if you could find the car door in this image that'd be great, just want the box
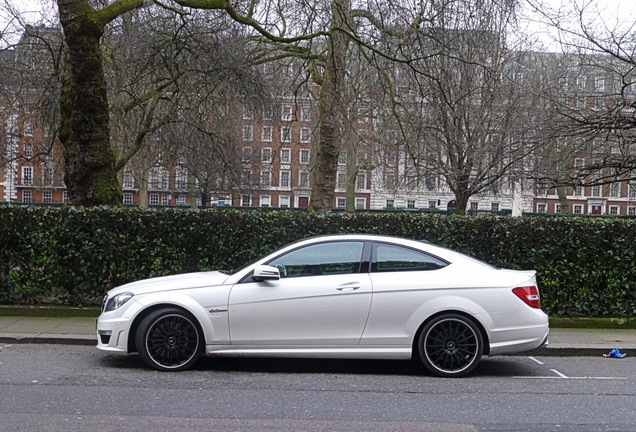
[228,240,372,346]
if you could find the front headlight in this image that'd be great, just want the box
[103,292,134,312]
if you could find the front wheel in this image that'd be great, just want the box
[417,314,483,378]
[135,308,202,372]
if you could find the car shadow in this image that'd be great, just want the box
[100,353,537,377]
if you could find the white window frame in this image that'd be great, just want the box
[43,190,52,203]
[300,105,311,122]
[241,195,251,207]
[280,170,291,188]
[22,166,33,185]
[281,127,292,142]
[279,195,290,208]
[300,127,311,143]
[280,148,291,164]
[281,105,293,121]
[336,197,346,209]
[261,148,272,163]
[260,195,271,207]
[123,192,133,205]
[260,170,271,187]
[22,190,32,203]
[300,149,310,164]
[355,198,366,210]
[242,125,253,141]
[262,126,273,142]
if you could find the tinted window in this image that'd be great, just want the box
[372,243,447,273]
[268,241,364,278]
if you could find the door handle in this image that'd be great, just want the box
[337,282,360,291]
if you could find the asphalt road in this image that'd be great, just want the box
[0,343,634,432]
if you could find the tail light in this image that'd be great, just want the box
[512,286,541,309]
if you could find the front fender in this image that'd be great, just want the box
[133,291,230,345]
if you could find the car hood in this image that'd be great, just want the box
[107,271,231,297]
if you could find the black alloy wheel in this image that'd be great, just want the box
[136,308,202,372]
[418,314,483,377]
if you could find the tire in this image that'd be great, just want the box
[417,314,483,378]
[135,308,202,372]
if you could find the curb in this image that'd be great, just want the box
[0,335,96,346]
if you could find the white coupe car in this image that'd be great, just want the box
[97,234,549,377]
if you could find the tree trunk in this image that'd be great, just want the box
[310,0,350,212]
[57,0,122,206]
[556,185,569,214]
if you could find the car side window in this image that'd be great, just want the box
[267,241,364,278]
[372,243,448,273]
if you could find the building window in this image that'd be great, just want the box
[491,202,499,212]
[279,196,290,208]
[260,171,271,187]
[573,204,583,214]
[24,144,33,158]
[43,190,52,203]
[263,105,273,120]
[260,195,271,207]
[282,105,293,121]
[592,184,601,197]
[148,168,169,190]
[24,121,33,137]
[281,127,292,142]
[575,185,583,196]
[300,149,310,164]
[22,190,32,203]
[262,126,273,142]
[338,152,347,165]
[281,148,291,164]
[336,197,346,209]
[22,166,33,185]
[280,170,291,188]
[149,193,159,206]
[162,194,171,206]
[628,206,636,216]
[385,199,395,209]
[63,191,69,203]
[241,170,251,187]
[629,182,636,198]
[300,105,311,122]
[555,204,562,213]
[261,148,272,163]
[537,203,547,213]
[609,206,619,215]
[406,175,417,190]
[123,192,133,205]
[242,147,253,164]
[175,168,188,190]
[337,172,346,189]
[299,171,309,188]
[175,195,186,206]
[241,195,251,207]
[407,200,417,209]
[123,169,134,188]
[355,198,366,210]
[242,125,253,141]
[385,174,396,190]
[610,183,620,197]
[470,202,479,211]
[428,200,437,209]
[243,105,253,120]
[355,173,366,191]
[300,127,311,143]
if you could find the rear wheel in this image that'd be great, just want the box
[135,308,202,372]
[417,314,483,377]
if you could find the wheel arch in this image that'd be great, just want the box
[127,303,206,354]
[411,310,491,358]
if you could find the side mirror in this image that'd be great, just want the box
[253,265,281,281]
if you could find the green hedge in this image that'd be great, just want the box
[1,205,635,316]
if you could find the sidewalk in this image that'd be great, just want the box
[1,315,636,356]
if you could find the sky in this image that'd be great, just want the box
[3,0,636,52]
